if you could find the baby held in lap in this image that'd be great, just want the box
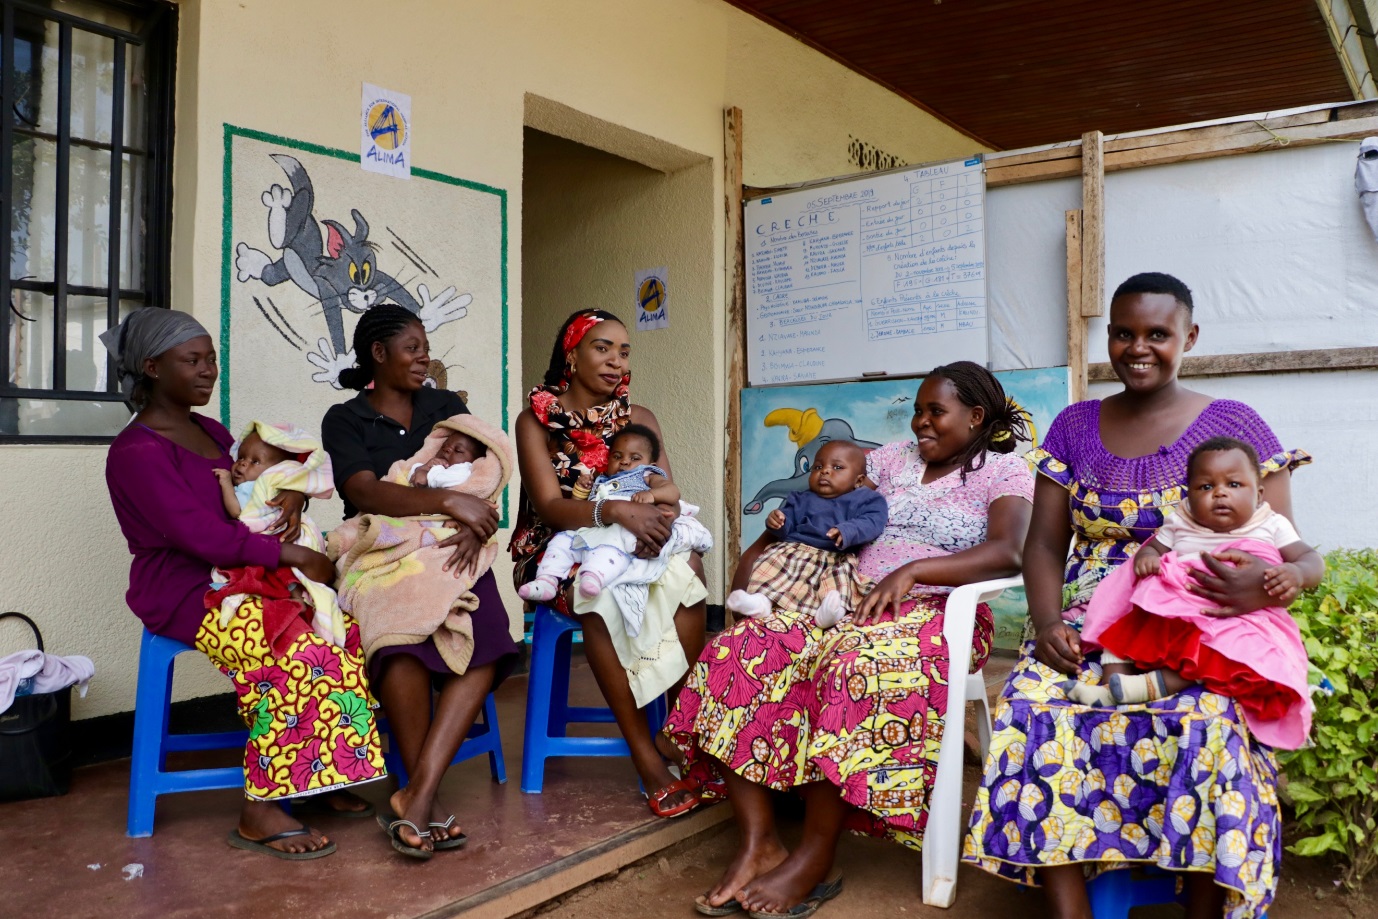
[408,428,487,488]
[518,424,693,602]
[728,439,887,628]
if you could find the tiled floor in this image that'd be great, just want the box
[0,653,708,919]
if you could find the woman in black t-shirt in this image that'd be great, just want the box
[322,305,518,858]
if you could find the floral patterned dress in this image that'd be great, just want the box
[665,444,1033,848]
[963,399,1310,919]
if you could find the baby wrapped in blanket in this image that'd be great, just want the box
[328,413,513,674]
[210,421,346,651]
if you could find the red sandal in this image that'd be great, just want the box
[646,776,702,818]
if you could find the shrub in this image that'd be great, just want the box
[1278,548,1378,889]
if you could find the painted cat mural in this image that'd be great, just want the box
[233,153,470,387]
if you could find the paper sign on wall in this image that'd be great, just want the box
[634,267,669,331]
[361,83,411,178]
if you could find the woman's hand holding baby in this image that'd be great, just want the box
[441,492,500,541]
[266,490,305,543]
[438,526,482,577]
[607,500,674,558]
[854,564,920,624]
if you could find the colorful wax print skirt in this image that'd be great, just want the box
[963,640,1281,919]
[665,597,992,850]
[194,597,386,800]
[746,541,866,618]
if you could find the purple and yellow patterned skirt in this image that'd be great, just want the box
[194,597,386,800]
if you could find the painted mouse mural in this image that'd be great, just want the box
[743,407,882,514]
[233,153,470,388]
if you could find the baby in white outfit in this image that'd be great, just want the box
[408,429,486,488]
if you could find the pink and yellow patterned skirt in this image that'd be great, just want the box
[194,597,386,800]
[665,596,992,850]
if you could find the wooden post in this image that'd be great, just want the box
[1080,130,1105,318]
[1066,209,1086,402]
[723,107,746,604]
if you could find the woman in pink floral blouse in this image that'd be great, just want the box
[666,361,1033,918]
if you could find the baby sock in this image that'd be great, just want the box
[726,589,772,618]
[1109,670,1170,705]
[815,591,846,629]
[577,570,605,599]
[1064,680,1115,707]
[518,575,560,602]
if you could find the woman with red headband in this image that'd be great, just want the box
[512,309,708,817]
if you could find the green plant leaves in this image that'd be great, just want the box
[1278,548,1378,890]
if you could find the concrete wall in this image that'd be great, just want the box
[0,0,983,720]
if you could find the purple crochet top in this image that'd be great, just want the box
[1030,399,1310,615]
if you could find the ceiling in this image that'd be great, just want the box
[727,0,1356,150]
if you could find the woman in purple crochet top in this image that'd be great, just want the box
[965,274,1309,919]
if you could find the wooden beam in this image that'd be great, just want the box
[1079,130,1104,319]
[1087,346,1378,381]
[986,102,1378,187]
[1066,209,1086,402]
[723,106,746,603]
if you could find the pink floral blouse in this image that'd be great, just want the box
[859,441,1034,597]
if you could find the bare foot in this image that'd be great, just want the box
[429,797,465,843]
[738,847,833,915]
[388,787,434,852]
[654,732,685,768]
[698,837,788,910]
[238,800,330,854]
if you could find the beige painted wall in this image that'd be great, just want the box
[0,0,983,720]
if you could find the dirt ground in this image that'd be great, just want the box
[525,787,1376,919]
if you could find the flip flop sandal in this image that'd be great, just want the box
[745,877,844,919]
[294,794,376,820]
[376,811,434,860]
[226,827,336,860]
[429,815,469,851]
[646,776,702,819]
[694,894,743,916]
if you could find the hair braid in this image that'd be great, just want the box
[928,360,1030,481]
[337,305,421,391]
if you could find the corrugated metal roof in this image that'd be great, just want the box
[728,0,1354,150]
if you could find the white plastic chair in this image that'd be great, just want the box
[922,574,1023,907]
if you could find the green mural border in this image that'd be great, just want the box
[220,123,510,526]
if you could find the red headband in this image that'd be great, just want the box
[562,313,606,357]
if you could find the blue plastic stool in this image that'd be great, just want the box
[520,604,668,794]
[127,629,249,837]
[1085,867,1265,919]
[380,692,507,785]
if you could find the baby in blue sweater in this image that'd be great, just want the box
[729,439,888,628]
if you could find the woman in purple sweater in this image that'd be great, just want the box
[103,309,384,860]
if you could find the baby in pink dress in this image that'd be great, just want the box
[1072,436,1324,749]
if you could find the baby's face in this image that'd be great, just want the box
[608,435,654,474]
[232,433,291,485]
[435,431,482,467]
[1185,448,1262,531]
[808,441,866,498]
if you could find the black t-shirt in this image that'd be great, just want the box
[321,386,468,521]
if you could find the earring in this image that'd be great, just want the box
[969,423,974,431]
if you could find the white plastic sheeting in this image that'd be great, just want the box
[988,141,1378,549]
[988,142,1378,370]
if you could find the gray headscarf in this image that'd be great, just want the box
[98,308,210,400]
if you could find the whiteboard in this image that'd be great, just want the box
[745,156,988,385]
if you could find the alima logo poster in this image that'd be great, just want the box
[634,266,669,331]
[361,82,411,179]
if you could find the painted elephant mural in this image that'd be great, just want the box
[742,407,882,514]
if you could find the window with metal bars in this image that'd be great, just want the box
[2,0,175,442]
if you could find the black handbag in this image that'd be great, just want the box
[0,612,74,801]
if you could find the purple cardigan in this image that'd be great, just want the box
[105,414,282,644]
